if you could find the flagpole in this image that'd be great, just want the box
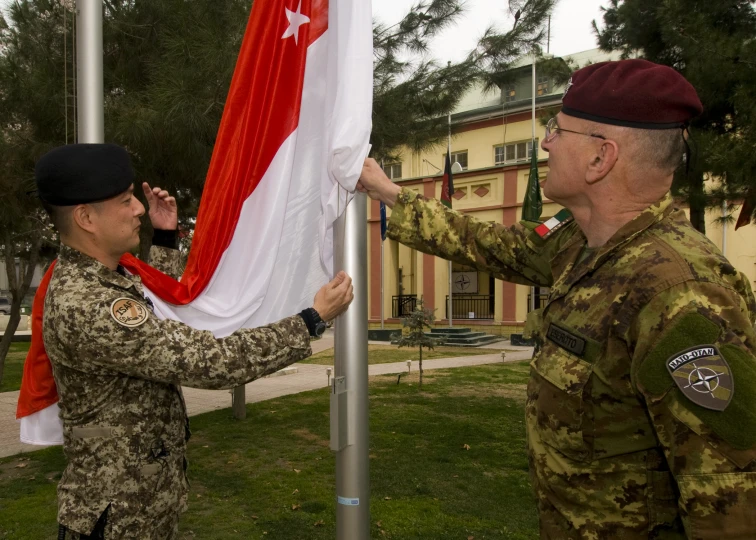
[380,233,385,330]
[380,162,385,331]
[447,112,453,328]
[530,51,537,313]
[76,0,104,143]
[332,192,370,540]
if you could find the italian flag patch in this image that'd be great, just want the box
[534,209,573,239]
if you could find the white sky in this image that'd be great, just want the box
[374,0,609,62]
[1,0,608,59]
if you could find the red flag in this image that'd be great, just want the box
[735,196,754,230]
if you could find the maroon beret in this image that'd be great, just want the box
[561,59,703,129]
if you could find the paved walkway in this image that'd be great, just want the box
[0,331,533,459]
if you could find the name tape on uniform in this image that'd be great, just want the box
[546,323,586,356]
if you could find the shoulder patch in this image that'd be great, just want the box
[666,345,733,411]
[534,209,574,239]
[110,297,149,328]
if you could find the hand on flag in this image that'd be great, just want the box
[142,182,178,231]
[312,271,354,321]
[357,158,401,208]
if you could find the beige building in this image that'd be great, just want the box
[367,48,756,335]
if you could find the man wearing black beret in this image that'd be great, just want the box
[358,59,756,538]
[36,143,354,539]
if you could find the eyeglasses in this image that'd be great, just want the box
[545,117,606,142]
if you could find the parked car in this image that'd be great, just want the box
[0,297,10,315]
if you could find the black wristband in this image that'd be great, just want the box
[299,308,317,336]
[152,228,178,250]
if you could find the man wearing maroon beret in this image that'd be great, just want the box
[358,59,756,539]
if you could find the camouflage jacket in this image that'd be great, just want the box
[44,244,311,539]
[388,188,756,539]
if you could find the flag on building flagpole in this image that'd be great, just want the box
[440,152,455,209]
[522,141,542,222]
[735,193,754,230]
[17,0,373,444]
[380,201,387,241]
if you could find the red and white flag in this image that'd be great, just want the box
[17,0,373,444]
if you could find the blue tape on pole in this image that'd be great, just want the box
[337,496,360,506]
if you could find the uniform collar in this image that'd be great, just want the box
[58,244,141,291]
[548,192,675,302]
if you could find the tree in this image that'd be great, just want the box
[391,301,446,388]
[593,0,756,232]
[371,0,558,161]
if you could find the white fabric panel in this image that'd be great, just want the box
[19,402,63,445]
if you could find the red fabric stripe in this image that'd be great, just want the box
[534,223,550,237]
[122,0,329,305]
[16,261,58,418]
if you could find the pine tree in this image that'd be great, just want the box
[594,0,756,232]
[391,300,446,388]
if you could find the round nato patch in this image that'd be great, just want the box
[666,345,734,411]
[110,297,149,328]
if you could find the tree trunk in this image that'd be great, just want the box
[0,232,42,388]
[418,345,423,388]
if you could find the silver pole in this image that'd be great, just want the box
[380,239,384,330]
[722,200,728,256]
[448,111,453,328]
[332,192,370,540]
[76,0,104,143]
[530,52,537,312]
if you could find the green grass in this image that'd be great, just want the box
[0,362,537,539]
[301,344,501,366]
[0,342,31,393]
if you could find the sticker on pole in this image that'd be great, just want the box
[337,496,360,506]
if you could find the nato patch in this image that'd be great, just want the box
[546,324,586,356]
[666,345,734,411]
[110,297,149,328]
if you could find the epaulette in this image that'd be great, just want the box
[534,209,574,239]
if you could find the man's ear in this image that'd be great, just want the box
[585,139,619,185]
[72,204,97,234]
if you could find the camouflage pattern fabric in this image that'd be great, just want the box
[388,188,756,539]
[45,244,312,539]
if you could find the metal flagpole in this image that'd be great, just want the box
[76,0,104,143]
[530,52,537,313]
[448,112,453,327]
[332,192,370,540]
[380,239,384,330]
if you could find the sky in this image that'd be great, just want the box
[374,0,609,62]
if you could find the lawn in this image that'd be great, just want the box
[0,342,30,393]
[0,362,537,540]
[301,344,502,366]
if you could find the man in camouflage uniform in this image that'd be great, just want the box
[358,60,756,538]
[35,144,354,539]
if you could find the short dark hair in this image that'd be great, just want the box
[41,202,73,235]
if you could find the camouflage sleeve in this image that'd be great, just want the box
[57,294,312,390]
[147,245,183,280]
[387,187,573,287]
[630,280,756,539]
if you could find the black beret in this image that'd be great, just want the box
[562,59,703,129]
[35,144,135,205]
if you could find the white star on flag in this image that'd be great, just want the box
[281,0,310,45]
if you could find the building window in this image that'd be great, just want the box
[445,151,468,171]
[382,162,402,180]
[536,75,550,96]
[504,85,516,103]
[494,139,536,165]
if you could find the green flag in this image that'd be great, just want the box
[522,140,542,222]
